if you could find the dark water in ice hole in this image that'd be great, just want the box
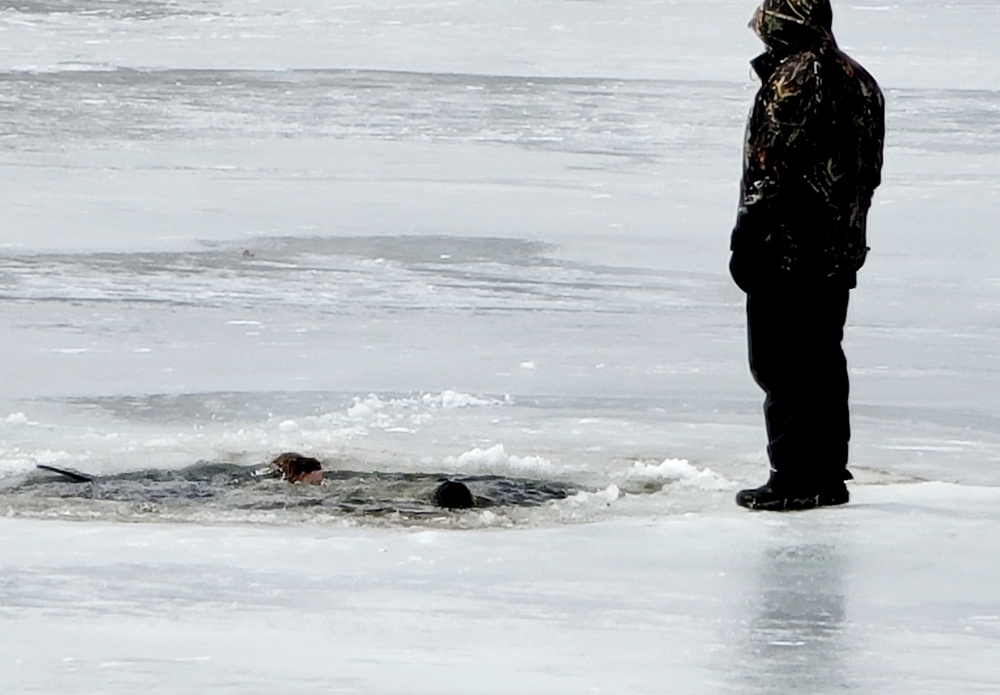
[0,462,581,523]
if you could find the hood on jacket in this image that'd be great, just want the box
[750,0,835,51]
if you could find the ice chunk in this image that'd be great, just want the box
[445,444,553,474]
[623,458,731,491]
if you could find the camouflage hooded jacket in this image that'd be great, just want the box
[730,0,884,291]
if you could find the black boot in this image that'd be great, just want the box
[735,474,849,512]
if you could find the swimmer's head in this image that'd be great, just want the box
[271,452,324,484]
[433,479,474,509]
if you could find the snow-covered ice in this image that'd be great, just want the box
[1,0,999,692]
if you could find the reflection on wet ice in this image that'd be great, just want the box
[740,542,850,693]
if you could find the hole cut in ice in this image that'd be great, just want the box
[1,461,581,526]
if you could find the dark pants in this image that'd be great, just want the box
[746,286,852,489]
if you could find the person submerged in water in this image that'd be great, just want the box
[268,452,325,485]
[270,452,476,508]
[36,453,326,485]
[267,453,489,509]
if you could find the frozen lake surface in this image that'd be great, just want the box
[1,0,999,692]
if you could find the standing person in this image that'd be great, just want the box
[730,0,884,510]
